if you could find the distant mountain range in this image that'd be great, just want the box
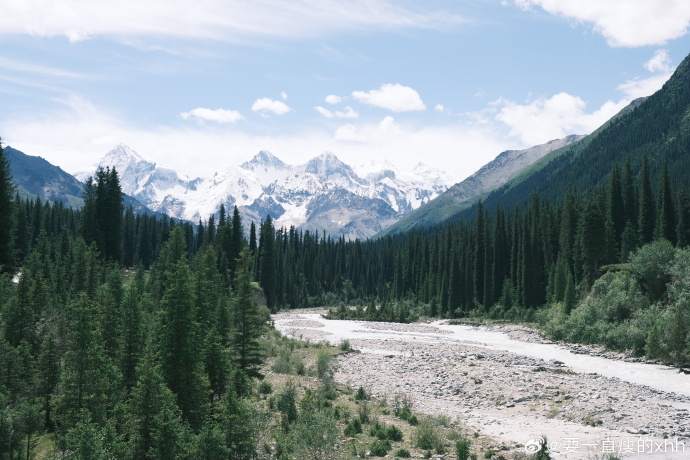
[72,146,453,239]
[14,78,667,240]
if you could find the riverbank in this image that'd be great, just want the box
[274,310,690,459]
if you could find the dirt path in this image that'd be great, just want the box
[273,310,690,459]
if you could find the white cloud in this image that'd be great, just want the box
[325,94,342,105]
[493,49,676,146]
[314,105,359,119]
[645,49,671,73]
[495,92,626,146]
[617,73,671,100]
[352,83,426,112]
[434,104,445,112]
[251,98,291,116]
[281,91,288,100]
[0,56,87,79]
[514,0,690,47]
[180,107,243,124]
[0,95,508,182]
[618,49,674,99]
[0,0,463,42]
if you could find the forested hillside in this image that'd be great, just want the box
[470,53,690,215]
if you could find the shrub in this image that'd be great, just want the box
[386,425,403,442]
[369,421,387,440]
[630,240,675,302]
[340,339,352,352]
[344,418,362,437]
[393,394,413,421]
[258,380,273,395]
[316,351,332,380]
[276,384,298,429]
[271,348,306,375]
[369,439,392,457]
[456,437,471,460]
[355,386,368,401]
[395,448,411,458]
[292,408,339,460]
[414,418,444,452]
[358,402,370,424]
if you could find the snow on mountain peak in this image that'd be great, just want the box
[304,152,355,178]
[79,144,450,239]
[241,150,286,170]
[101,144,149,170]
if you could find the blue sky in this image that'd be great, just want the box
[1,0,689,180]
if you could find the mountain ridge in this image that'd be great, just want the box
[79,147,453,239]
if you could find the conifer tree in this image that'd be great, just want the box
[607,166,625,250]
[120,285,143,390]
[638,157,655,244]
[54,294,119,430]
[159,258,208,428]
[249,222,257,254]
[232,249,266,379]
[0,139,14,273]
[258,216,276,311]
[128,346,190,459]
[655,162,676,244]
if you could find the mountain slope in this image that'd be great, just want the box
[384,135,584,235]
[466,54,690,218]
[6,146,86,208]
[6,146,153,214]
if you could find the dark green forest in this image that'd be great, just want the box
[0,141,274,458]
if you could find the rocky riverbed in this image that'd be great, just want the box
[273,310,690,459]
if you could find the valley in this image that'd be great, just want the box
[275,310,690,459]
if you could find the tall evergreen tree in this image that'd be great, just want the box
[258,216,276,311]
[655,162,676,243]
[0,139,14,272]
[232,250,266,379]
[54,294,119,431]
[638,157,655,244]
[159,257,208,428]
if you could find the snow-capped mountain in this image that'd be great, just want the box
[79,145,453,239]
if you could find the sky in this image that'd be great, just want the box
[1,0,689,181]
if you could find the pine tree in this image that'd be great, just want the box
[120,285,143,390]
[563,268,576,314]
[577,198,606,285]
[128,346,190,459]
[54,294,119,430]
[638,157,655,245]
[677,191,689,247]
[607,166,625,251]
[159,258,208,428]
[258,216,276,311]
[232,249,266,379]
[229,206,244,278]
[249,222,257,254]
[655,162,676,244]
[37,331,60,430]
[0,139,15,272]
